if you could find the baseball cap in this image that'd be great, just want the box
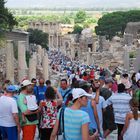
[6,85,16,93]
[72,88,92,101]
[105,77,114,84]
[20,80,33,88]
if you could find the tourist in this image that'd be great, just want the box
[111,74,118,93]
[39,86,62,140]
[45,80,51,87]
[80,80,102,138]
[103,83,132,140]
[34,78,47,103]
[0,85,21,140]
[121,98,140,140]
[50,88,98,140]
[58,79,72,105]
[17,80,39,140]
[100,78,117,138]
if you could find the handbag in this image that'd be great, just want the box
[56,107,65,140]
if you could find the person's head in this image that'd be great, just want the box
[6,85,16,96]
[39,78,45,87]
[122,73,128,79]
[72,88,92,107]
[118,83,125,93]
[129,98,139,120]
[92,79,100,92]
[20,80,34,94]
[46,80,51,87]
[78,81,91,93]
[31,78,37,86]
[99,76,105,87]
[60,79,68,90]
[131,73,136,82]
[105,78,114,88]
[45,86,56,100]
[112,74,117,81]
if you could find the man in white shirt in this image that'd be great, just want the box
[0,85,21,140]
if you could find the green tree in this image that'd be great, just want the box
[72,24,83,34]
[27,28,49,49]
[0,0,17,37]
[95,10,140,40]
[74,10,86,24]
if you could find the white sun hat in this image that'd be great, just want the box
[72,88,92,101]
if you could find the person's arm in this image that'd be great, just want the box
[12,113,21,133]
[91,100,100,133]
[94,88,100,104]
[56,89,63,106]
[82,123,99,140]
[50,119,59,140]
[121,113,131,136]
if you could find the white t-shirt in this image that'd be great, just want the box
[0,95,18,127]
[25,95,38,111]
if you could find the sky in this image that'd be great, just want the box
[6,0,140,8]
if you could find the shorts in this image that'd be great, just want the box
[0,126,18,140]
[103,107,117,131]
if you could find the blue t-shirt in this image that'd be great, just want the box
[34,85,47,103]
[81,100,97,130]
[57,108,90,140]
[58,87,72,104]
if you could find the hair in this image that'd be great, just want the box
[61,79,67,84]
[45,86,56,100]
[122,73,128,78]
[129,98,139,120]
[118,83,125,93]
[31,78,36,83]
[46,80,51,86]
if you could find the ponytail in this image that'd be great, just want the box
[132,107,138,120]
[129,98,139,120]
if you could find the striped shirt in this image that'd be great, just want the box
[57,108,90,140]
[103,93,131,124]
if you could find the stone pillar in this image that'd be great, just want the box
[6,40,15,83]
[134,48,140,72]
[37,45,43,66]
[18,41,28,82]
[86,52,91,65]
[42,54,49,80]
[123,48,130,71]
[29,53,37,80]
[49,35,51,48]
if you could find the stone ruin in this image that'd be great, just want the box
[0,41,49,84]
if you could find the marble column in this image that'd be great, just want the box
[124,48,130,71]
[6,40,15,83]
[29,53,37,80]
[134,48,140,72]
[42,53,49,80]
[18,41,28,82]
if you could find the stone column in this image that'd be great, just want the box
[42,53,49,80]
[134,48,140,72]
[18,41,28,82]
[123,48,130,71]
[86,52,91,65]
[6,40,15,83]
[37,45,42,66]
[29,53,37,80]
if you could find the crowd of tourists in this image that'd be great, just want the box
[0,67,140,140]
[1,50,140,140]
